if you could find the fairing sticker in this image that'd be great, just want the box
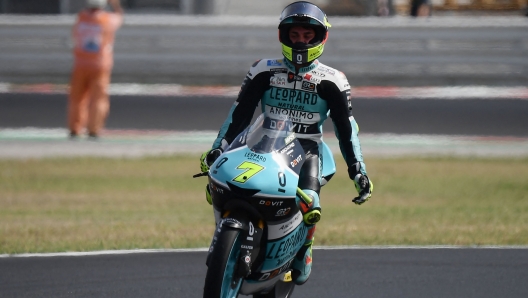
[267,211,303,240]
[262,222,309,270]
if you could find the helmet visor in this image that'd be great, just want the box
[279,1,331,28]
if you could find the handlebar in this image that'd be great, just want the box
[193,172,209,178]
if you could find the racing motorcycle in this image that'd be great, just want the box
[194,115,336,298]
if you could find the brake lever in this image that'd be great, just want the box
[193,172,209,178]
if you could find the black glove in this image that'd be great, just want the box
[348,162,373,205]
[200,148,223,172]
[352,174,373,205]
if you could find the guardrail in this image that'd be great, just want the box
[0,15,526,86]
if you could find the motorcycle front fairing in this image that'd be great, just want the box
[207,116,310,294]
[208,115,306,220]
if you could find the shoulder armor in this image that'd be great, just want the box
[315,63,350,92]
[247,58,287,80]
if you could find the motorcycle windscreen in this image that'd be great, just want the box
[246,116,297,154]
[227,116,297,154]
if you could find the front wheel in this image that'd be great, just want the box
[253,279,296,298]
[203,227,243,298]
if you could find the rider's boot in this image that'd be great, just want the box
[292,189,320,285]
[291,229,315,285]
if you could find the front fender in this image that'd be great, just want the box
[207,206,266,276]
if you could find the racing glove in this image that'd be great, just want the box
[348,162,373,205]
[200,148,223,173]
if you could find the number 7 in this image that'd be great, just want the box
[232,161,265,183]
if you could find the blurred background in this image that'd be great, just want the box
[2,4,528,297]
[0,0,526,16]
[0,0,527,154]
[0,0,527,87]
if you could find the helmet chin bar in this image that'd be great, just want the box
[282,43,324,65]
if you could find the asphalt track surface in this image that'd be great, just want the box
[1,248,527,298]
[1,93,528,297]
[2,93,528,137]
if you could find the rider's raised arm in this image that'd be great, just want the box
[318,72,367,178]
[212,60,271,149]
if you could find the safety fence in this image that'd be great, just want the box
[0,15,526,87]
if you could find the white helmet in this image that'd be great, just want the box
[86,0,108,9]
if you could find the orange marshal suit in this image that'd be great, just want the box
[68,9,122,136]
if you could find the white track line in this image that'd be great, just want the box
[1,83,528,99]
[2,245,528,258]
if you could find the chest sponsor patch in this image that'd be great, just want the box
[301,81,316,92]
[267,59,282,66]
[287,72,302,83]
[265,105,321,123]
[271,68,287,75]
[270,76,286,86]
[303,73,321,84]
[310,70,326,77]
[317,65,336,76]
[269,87,318,106]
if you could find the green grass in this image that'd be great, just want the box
[1,155,527,254]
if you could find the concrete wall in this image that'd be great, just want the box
[0,15,526,86]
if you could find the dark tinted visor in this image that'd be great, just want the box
[279,1,327,27]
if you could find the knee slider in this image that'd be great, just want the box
[298,189,321,225]
[303,209,321,225]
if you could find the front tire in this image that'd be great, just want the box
[203,227,243,298]
[253,280,296,298]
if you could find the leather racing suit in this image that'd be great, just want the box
[212,57,367,181]
[209,57,368,285]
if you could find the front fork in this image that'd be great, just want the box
[207,210,265,280]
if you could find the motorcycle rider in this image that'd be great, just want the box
[200,1,373,286]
